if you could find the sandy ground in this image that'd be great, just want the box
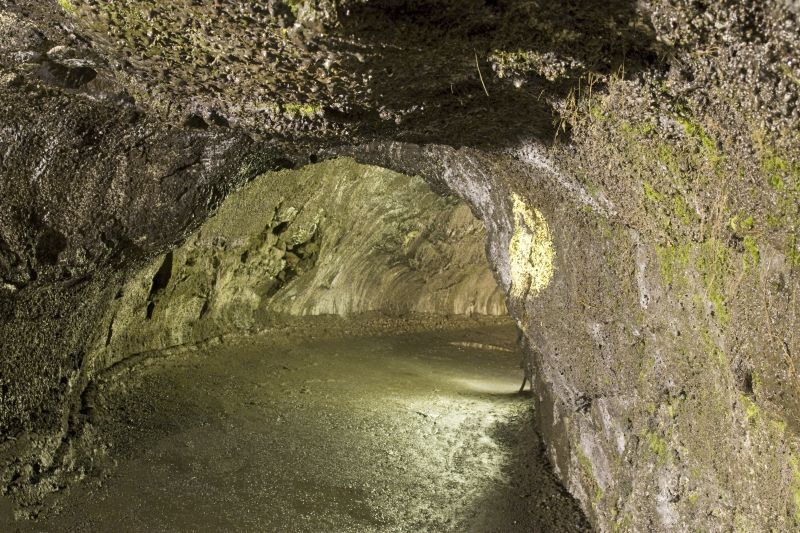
[4,316,589,532]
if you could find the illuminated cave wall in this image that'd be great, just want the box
[92,158,506,370]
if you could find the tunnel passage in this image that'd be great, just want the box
[0,157,591,531]
[93,157,509,372]
[3,0,800,529]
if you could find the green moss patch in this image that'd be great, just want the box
[57,0,77,14]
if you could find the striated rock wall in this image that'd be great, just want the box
[93,159,506,371]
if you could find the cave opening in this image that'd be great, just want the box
[3,159,588,531]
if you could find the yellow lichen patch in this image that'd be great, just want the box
[57,0,77,14]
[509,193,555,300]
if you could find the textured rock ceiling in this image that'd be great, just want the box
[41,0,658,147]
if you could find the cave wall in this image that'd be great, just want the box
[0,3,279,511]
[2,0,800,530]
[92,158,505,371]
[346,126,800,530]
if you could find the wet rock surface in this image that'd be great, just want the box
[1,0,800,530]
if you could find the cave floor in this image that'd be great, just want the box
[16,316,589,532]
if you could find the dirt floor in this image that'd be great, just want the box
[3,316,589,532]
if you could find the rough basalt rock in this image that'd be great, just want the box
[1,0,800,530]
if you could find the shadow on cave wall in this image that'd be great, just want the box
[332,0,663,148]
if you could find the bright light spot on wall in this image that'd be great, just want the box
[509,193,555,300]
